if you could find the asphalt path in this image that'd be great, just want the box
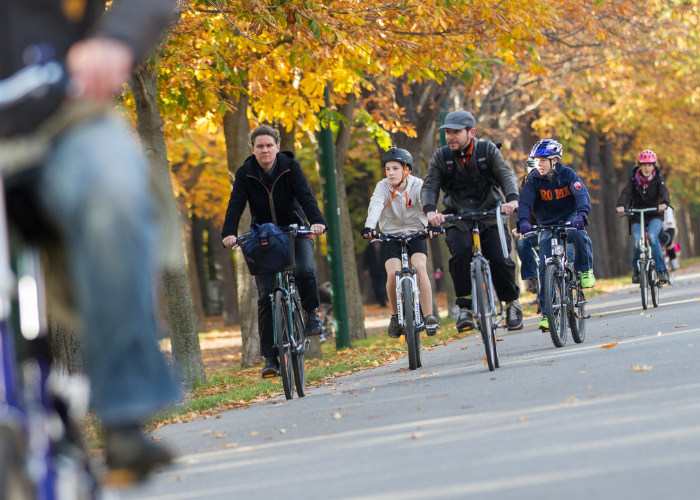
[120,271,700,500]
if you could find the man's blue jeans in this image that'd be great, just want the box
[516,235,539,281]
[538,220,594,316]
[632,219,666,272]
[37,116,179,426]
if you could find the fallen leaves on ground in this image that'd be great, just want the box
[631,364,653,371]
[601,342,618,349]
[249,430,260,436]
[333,412,342,420]
[675,324,690,328]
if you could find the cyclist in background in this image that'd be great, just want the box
[362,146,439,337]
[660,206,680,272]
[0,0,180,479]
[222,125,327,378]
[615,150,670,284]
[518,139,596,332]
[421,111,523,332]
[512,158,539,295]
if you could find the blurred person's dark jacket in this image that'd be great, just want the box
[0,0,178,136]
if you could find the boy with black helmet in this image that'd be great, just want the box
[362,146,440,338]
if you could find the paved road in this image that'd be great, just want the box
[121,272,700,500]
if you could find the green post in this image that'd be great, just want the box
[317,86,351,349]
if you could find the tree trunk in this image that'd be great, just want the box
[222,86,262,367]
[132,66,206,389]
[208,219,239,325]
[599,136,629,277]
[192,213,209,314]
[334,94,366,340]
[50,314,85,375]
[676,206,694,259]
[583,132,612,278]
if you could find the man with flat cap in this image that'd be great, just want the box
[421,110,523,331]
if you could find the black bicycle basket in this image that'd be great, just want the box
[240,224,296,275]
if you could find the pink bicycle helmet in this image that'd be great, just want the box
[638,149,657,164]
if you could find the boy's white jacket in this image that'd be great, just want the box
[364,175,428,235]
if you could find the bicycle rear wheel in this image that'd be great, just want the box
[402,278,420,370]
[639,264,648,310]
[291,298,306,398]
[544,264,567,347]
[569,283,586,344]
[650,267,659,308]
[274,290,293,400]
[474,263,496,371]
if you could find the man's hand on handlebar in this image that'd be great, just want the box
[500,200,518,216]
[310,224,326,235]
[223,235,237,248]
[67,38,134,101]
[616,206,625,214]
[427,225,442,238]
[658,204,667,213]
[426,211,446,227]
[361,227,376,239]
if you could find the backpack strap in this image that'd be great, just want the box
[441,145,455,189]
[476,140,501,186]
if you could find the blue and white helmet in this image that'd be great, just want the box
[529,139,563,160]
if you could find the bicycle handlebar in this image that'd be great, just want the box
[522,221,574,239]
[0,61,65,109]
[371,228,442,244]
[619,207,662,218]
[231,225,315,250]
[440,202,508,259]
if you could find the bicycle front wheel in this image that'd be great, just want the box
[639,264,648,310]
[274,290,293,400]
[544,265,567,347]
[474,262,496,371]
[402,278,420,370]
[291,298,306,397]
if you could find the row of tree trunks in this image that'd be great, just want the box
[132,66,206,389]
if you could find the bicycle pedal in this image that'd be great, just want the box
[583,315,591,319]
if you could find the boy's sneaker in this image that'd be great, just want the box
[506,300,523,330]
[387,315,401,338]
[456,308,474,332]
[538,316,549,331]
[658,270,669,284]
[261,357,279,378]
[580,270,596,288]
[632,269,640,284]
[305,308,323,335]
[424,315,440,336]
[670,258,680,271]
[527,279,539,294]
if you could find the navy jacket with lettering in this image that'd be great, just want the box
[517,163,591,225]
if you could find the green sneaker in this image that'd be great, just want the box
[580,269,596,288]
[538,316,549,331]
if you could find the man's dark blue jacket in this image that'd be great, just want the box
[517,163,591,225]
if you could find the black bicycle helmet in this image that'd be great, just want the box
[381,146,413,170]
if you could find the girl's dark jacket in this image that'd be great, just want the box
[616,166,670,225]
[221,151,327,238]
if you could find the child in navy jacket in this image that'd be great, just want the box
[517,139,596,331]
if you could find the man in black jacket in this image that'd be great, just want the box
[421,111,523,331]
[223,125,327,378]
[1,0,179,482]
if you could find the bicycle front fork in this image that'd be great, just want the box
[395,271,420,327]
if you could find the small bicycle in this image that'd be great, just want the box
[372,230,437,370]
[235,225,313,399]
[440,203,510,371]
[525,222,588,347]
[621,208,663,310]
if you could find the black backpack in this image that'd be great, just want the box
[440,140,502,190]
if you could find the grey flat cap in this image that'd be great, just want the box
[438,110,476,130]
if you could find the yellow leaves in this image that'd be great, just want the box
[601,342,618,349]
[631,364,653,372]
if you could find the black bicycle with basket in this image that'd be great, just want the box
[234,223,313,400]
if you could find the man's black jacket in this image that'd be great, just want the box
[616,166,671,225]
[221,151,327,238]
[0,0,177,136]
